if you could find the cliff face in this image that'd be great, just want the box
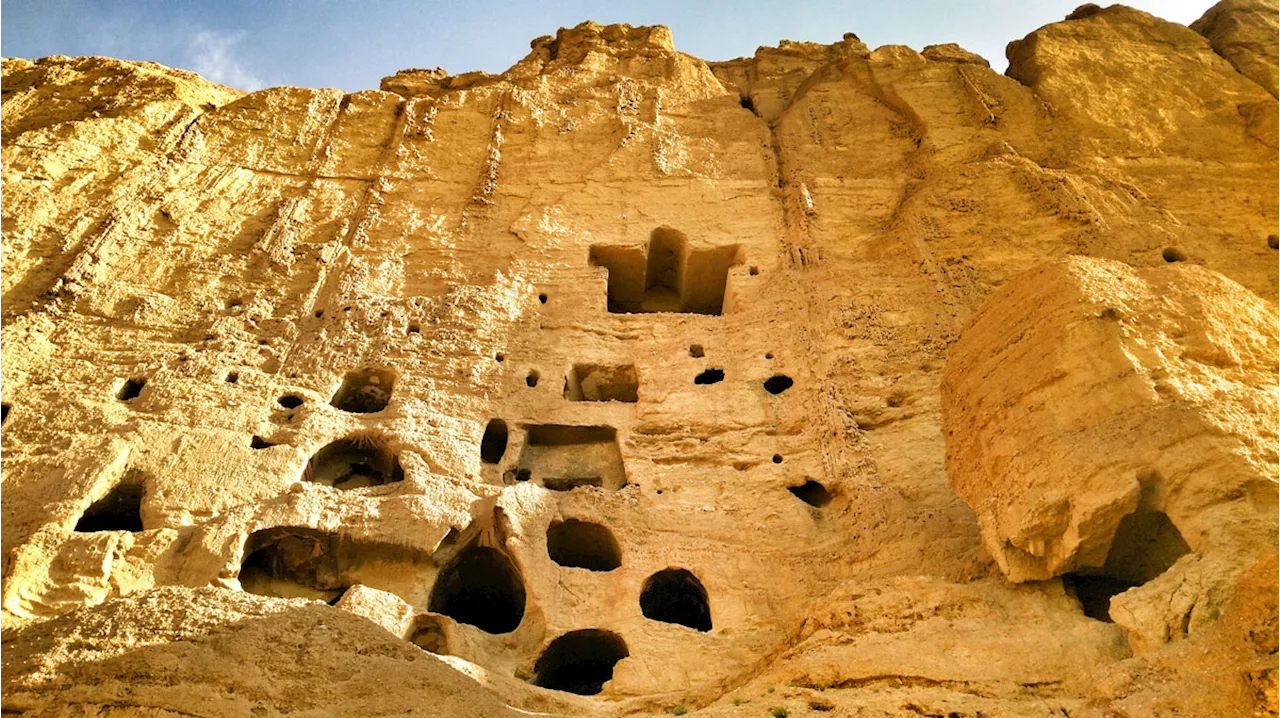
[1,4,1276,718]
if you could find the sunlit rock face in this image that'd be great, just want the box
[1,4,1276,717]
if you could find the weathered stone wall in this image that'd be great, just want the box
[1,3,1276,717]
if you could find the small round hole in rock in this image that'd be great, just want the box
[547,519,621,571]
[689,344,705,358]
[763,375,793,395]
[278,394,304,409]
[428,546,526,634]
[772,454,783,464]
[1268,234,1278,250]
[789,480,833,508]
[495,352,506,363]
[765,352,774,360]
[1162,247,1187,263]
[117,377,146,402]
[480,419,508,464]
[749,266,760,276]
[640,568,712,631]
[314,310,324,318]
[526,371,540,388]
[538,293,548,304]
[225,371,239,384]
[409,323,421,334]
[533,629,629,695]
[694,368,724,385]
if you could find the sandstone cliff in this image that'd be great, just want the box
[1,3,1276,717]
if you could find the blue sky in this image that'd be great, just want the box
[3,1,1217,92]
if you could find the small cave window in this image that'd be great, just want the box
[239,528,346,603]
[694,368,725,385]
[480,419,509,464]
[225,371,240,384]
[538,292,549,304]
[304,432,405,489]
[526,370,540,388]
[515,425,628,492]
[409,614,448,654]
[1064,509,1191,622]
[330,367,396,414]
[1162,247,1187,263]
[763,375,793,395]
[75,479,144,533]
[688,344,705,358]
[117,377,146,402]
[278,394,305,409]
[789,481,833,508]
[428,545,526,634]
[250,435,277,450]
[547,519,622,571]
[564,364,639,402]
[533,629,629,695]
[590,228,741,315]
[640,568,712,631]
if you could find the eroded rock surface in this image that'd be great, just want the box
[1,3,1276,717]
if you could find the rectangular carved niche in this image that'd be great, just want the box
[590,227,741,315]
[564,364,639,402]
[514,425,627,491]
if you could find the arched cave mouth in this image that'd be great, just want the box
[428,546,526,634]
[789,480,833,508]
[1065,508,1191,622]
[304,432,404,489]
[75,480,144,533]
[640,568,712,631]
[547,519,622,571]
[239,527,347,603]
[533,629,629,695]
[330,367,396,413]
[480,419,509,464]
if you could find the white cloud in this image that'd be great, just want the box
[186,30,264,91]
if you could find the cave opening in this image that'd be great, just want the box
[788,480,833,508]
[239,527,346,602]
[480,419,509,464]
[428,545,526,634]
[695,368,725,385]
[117,377,146,402]
[304,433,404,489]
[763,375,794,395]
[564,364,639,402]
[547,519,622,571]
[1064,509,1191,622]
[330,367,396,414]
[590,228,741,315]
[278,394,304,409]
[533,629,629,695]
[75,480,144,533]
[640,568,712,631]
[515,425,628,491]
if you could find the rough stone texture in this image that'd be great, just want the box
[1,3,1276,717]
[1192,0,1280,97]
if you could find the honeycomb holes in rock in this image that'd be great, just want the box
[1064,509,1191,622]
[640,568,712,631]
[117,377,146,402]
[694,368,724,385]
[75,478,144,533]
[590,228,741,315]
[788,480,833,508]
[428,546,526,634]
[533,629,629,695]
[547,519,621,571]
[763,375,794,395]
[480,419,509,464]
[303,432,405,489]
[330,367,396,413]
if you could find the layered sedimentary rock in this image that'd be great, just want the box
[1,2,1276,717]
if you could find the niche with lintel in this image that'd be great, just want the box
[1064,508,1191,622]
[590,228,742,315]
[304,431,405,489]
[514,425,628,491]
[564,364,639,402]
[330,367,396,414]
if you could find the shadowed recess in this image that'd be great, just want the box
[640,568,712,631]
[75,480,144,533]
[480,419,509,464]
[533,629,630,695]
[330,367,396,413]
[547,519,622,571]
[789,480,833,507]
[1064,509,1191,622]
[304,432,404,489]
[428,546,526,634]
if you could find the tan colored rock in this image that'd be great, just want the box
[1192,0,1280,97]
[1,3,1276,717]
